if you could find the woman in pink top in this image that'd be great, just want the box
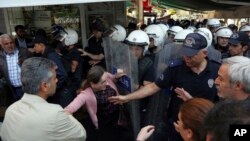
[65,66,127,141]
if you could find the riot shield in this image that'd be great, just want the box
[154,42,183,78]
[103,37,114,73]
[103,37,140,139]
[143,42,183,141]
[103,37,139,91]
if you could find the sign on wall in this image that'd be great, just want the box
[33,11,51,30]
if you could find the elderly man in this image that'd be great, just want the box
[1,57,86,141]
[109,33,220,141]
[0,34,31,102]
[215,56,250,101]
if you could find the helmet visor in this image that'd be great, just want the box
[54,31,68,42]
[103,26,117,37]
[148,33,159,39]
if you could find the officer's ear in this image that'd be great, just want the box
[201,49,208,56]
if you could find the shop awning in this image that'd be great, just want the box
[153,0,242,11]
[0,0,125,8]
[211,0,250,6]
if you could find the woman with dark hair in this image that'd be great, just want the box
[65,66,126,141]
[137,98,214,141]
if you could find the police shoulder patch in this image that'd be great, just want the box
[168,59,183,68]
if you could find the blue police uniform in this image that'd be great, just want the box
[155,58,220,141]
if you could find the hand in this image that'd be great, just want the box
[108,95,129,105]
[64,110,72,115]
[174,87,193,101]
[77,48,88,56]
[88,60,101,66]
[28,48,35,53]
[77,48,84,53]
[136,125,155,141]
[115,69,126,79]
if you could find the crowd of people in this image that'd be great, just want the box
[0,17,250,141]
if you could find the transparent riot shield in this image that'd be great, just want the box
[103,37,140,139]
[143,42,183,141]
[155,42,183,78]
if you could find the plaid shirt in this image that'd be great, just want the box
[6,49,22,87]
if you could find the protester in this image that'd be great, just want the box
[0,34,31,102]
[14,25,32,48]
[1,57,86,141]
[65,66,128,141]
[136,98,214,141]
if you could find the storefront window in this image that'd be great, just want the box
[6,5,80,42]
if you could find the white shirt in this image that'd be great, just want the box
[1,94,86,141]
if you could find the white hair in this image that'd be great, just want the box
[223,56,250,93]
[222,56,250,66]
[0,34,13,41]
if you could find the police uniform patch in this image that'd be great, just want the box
[208,79,214,88]
[159,74,164,80]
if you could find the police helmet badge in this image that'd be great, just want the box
[184,37,196,48]
[159,74,164,80]
[231,33,239,39]
[208,79,214,88]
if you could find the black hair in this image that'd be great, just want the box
[228,24,238,32]
[35,29,47,38]
[15,25,25,32]
[204,100,250,141]
[90,18,106,32]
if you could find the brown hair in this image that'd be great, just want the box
[80,66,105,90]
[180,98,214,141]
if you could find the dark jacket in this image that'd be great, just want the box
[42,46,68,89]
[0,47,32,96]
